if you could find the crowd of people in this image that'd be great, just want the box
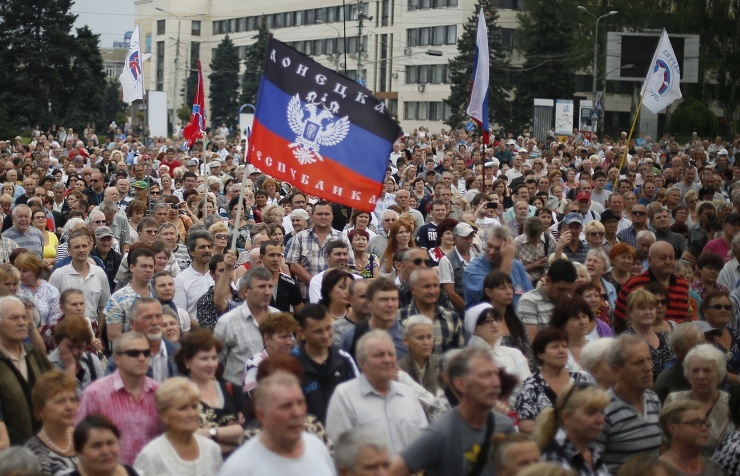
[0,123,740,475]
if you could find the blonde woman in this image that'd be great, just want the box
[208,221,229,255]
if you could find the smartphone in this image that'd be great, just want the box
[486,202,498,209]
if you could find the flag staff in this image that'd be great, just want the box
[612,85,648,190]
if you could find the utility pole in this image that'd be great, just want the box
[356,1,372,85]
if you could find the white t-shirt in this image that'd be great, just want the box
[218,432,336,476]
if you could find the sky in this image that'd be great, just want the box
[71,0,135,48]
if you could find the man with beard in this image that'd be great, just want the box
[173,230,214,320]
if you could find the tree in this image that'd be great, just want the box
[240,18,271,106]
[445,1,513,135]
[0,0,78,130]
[510,0,588,131]
[209,35,240,127]
[183,43,200,105]
[667,98,718,137]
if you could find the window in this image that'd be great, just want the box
[156,20,165,35]
[316,7,327,22]
[295,11,303,26]
[247,17,256,31]
[273,13,283,28]
[408,26,456,47]
[408,0,419,10]
[156,41,165,91]
[325,38,335,54]
[404,101,417,120]
[145,33,151,54]
[284,12,293,27]
[446,25,457,44]
[405,66,417,83]
[306,9,315,24]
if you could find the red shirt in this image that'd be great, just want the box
[614,268,690,324]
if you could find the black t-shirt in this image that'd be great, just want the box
[416,222,438,250]
[273,273,304,311]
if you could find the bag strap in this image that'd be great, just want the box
[468,412,495,476]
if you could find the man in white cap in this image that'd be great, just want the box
[483,160,499,183]
[439,222,479,312]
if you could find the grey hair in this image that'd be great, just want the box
[88,210,105,222]
[402,314,434,338]
[409,267,437,288]
[111,331,148,354]
[605,334,646,367]
[11,203,30,218]
[448,346,494,391]
[334,428,388,471]
[490,224,513,240]
[129,297,161,322]
[586,248,611,271]
[683,343,727,381]
[382,209,399,220]
[186,229,213,253]
[152,202,169,214]
[356,329,395,363]
[669,323,704,354]
[581,337,614,374]
[99,199,118,214]
[63,217,87,234]
[52,182,66,191]
[238,267,273,292]
[0,447,42,474]
[636,230,656,242]
[0,295,23,322]
[202,214,222,230]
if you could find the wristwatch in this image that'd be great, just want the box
[209,428,218,441]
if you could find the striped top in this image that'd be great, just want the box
[613,269,690,323]
[596,388,662,474]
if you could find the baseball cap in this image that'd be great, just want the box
[564,212,583,225]
[94,226,114,239]
[719,148,729,156]
[600,209,619,223]
[518,147,528,154]
[484,161,495,168]
[506,139,516,146]
[133,180,149,189]
[186,159,198,167]
[723,213,740,224]
[464,303,494,336]
[692,320,723,338]
[576,191,591,201]
[453,223,476,237]
[209,160,221,167]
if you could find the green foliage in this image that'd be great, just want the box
[177,104,192,124]
[666,98,717,137]
[209,35,241,127]
[445,1,513,134]
[241,18,271,106]
[511,0,587,131]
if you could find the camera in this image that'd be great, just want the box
[486,202,498,210]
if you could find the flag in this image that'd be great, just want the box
[640,29,682,114]
[466,8,490,145]
[182,60,207,149]
[119,25,150,104]
[246,38,402,212]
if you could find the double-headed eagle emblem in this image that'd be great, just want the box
[287,92,350,165]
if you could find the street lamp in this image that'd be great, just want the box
[578,6,617,134]
[155,7,205,137]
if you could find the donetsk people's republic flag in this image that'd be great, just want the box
[247,38,402,212]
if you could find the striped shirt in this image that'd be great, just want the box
[614,269,690,323]
[75,370,159,466]
[3,226,44,257]
[596,388,662,474]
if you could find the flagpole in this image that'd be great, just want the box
[613,85,649,190]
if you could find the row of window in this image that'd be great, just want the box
[407,0,458,10]
[407,25,457,47]
[405,64,450,84]
[156,19,201,36]
[212,4,370,35]
[285,36,368,57]
[404,101,452,121]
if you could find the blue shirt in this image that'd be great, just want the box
[463,255,532,310]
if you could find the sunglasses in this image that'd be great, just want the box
[118,348,151,358]
[404,257,425,266]
[478,315,503,326]
[631,211,647,216]
[588,231,605,236]
[215,234,228,240]
[707,304,732,311]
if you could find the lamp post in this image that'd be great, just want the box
[155,7,205,137]
[577,6,617,135]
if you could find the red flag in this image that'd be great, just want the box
[182,60,206,149]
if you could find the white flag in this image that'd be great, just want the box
[640,29,682,114]
[119,25,151,104]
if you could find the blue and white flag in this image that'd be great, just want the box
[119,25,151,104]
[466,8,490,144]
[640,29,682,114]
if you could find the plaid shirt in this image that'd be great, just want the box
[285,227,354,298]
[397,301,464,354]
[562,239,591,264]
[514,233,556,282]
[0,236,18,264]
[542,428,610,476]
[689,279,728,300]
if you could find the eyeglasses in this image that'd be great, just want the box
[678,418,710,428]
[215,234,228,240]
[404,257,425,266]
[655,299,668,307]
[632,211,647,216]
[144,230,159,235]
[90,179,101,183]
[33,215,46,220]
[117,348,151,358]
[478,316,503,326]
[588,231,605,236]
[707,304,732,311]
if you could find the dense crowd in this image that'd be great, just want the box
[0,123,739,475]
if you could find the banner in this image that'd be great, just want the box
[119,25,149,104]
[466,8,490,145]
[247,38,402,212]
[640,29,682,114]
[182,60,207,149]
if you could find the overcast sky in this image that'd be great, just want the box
[71,0,135,48]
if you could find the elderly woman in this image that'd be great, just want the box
[379,217,416,276]
[624,288,674,381]
[175,330,246,455]
[691,251,728,300]
[665,344,733,456]
[348,229,378,279]
[658,400,726,475]
[573,282,613,339]
[515,327,593,434]
[134,377,222,475]
[262,178,282,205]
[549,297,596,374]
[344,209,377,240]
[16,252,62,333]
[284,208,309,251]
[584,249,617,315]
[580,338,616,390]
[428,217,458,265]
[702,290,740,386]
[536,383,610,475]
[161,310,182,344]
[31,207,58,273]
[24,370,79,474]
[465,304,531,383]
[663,185,682,211]
[125,199,147,243]
[399,315,439,394]
[605,243,637,295]
[49,312,106,395]
[208,221,229,256]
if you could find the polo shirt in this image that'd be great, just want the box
[49,263,112,320]
[518,286,556,330]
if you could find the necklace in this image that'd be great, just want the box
[41,427,72,454]
[329,309,347,319]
